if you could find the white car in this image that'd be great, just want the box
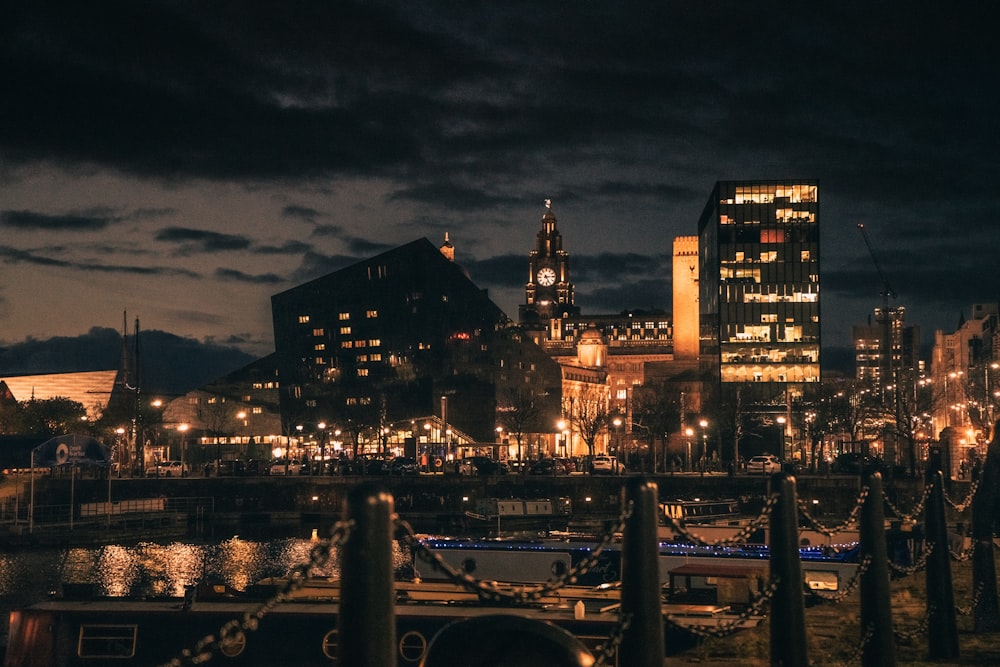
[155,461,189,477]
[269,459,302,475]
[590,455,625,474]
[746,455,782,474]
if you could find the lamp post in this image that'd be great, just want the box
[612,417,623,459]
[177,423,189,474]
[698,419,708,473]
[557,419,567,458]
[777,416,787,462]
[685,427,694,472]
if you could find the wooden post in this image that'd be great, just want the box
[925,462,959,659]
[860,471,895,666]
[339,482,396,667]
[619,477,664,666]
[769,472,807,666]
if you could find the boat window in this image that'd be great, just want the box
[322,628,339,660]
[77,624,137,658]
[804,570,839,591]
[219,630,247,657]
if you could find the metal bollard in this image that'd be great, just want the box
[860,471,895,666]
[972,426,1000,632]
[924,469,959,659]
[339,482,396,667]
[769,472,807,666]
[619,477,664,667]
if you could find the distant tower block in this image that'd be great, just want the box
[673,236,700,359]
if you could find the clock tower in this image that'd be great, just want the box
[518,200,580,329]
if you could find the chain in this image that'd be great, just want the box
[887,541,932,577]
[956,583,985,616]
[881,483,932,522]
[662,579,778,639]
[809,555,870,604]
[663,494,778,547]
[950,544,975,562]
[797,486,868,537]
[839,622,874,666]
[593,612,632,666]
[398,500,634,604]
[943,479,979,512]
[893,606,931,641]
[159,519,354,667]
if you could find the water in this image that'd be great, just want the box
[0,536,411,649]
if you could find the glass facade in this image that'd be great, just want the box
[699,180,820,385]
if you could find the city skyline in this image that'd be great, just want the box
[3,3,998,358]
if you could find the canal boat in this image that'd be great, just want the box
[4,576,757,666]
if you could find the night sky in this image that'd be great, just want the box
[2,2,997,359]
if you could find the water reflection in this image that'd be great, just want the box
[3,537,409,601]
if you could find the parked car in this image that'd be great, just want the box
[528,458,566,475]
[458,456,506,476]
[152,461,189,477]
[555,458,577,474]
[590,455,624,474]
[746,454,782,474]
[832,452,887,475]
[360,456,392,475]
[390,456,420,475]
[216,459,246,476]
[268,459,303,476]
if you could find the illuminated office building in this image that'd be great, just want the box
[698,180,820,392]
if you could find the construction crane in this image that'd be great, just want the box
[857,223,897,317]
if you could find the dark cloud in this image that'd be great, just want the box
[254,241,313,255]
[310,224,345,238]
[1,1,997,354]
[214,268,284,284]
[155,227,252,252]
[1,209,113,231]
[0,245,200,278]
[281,205,323,223]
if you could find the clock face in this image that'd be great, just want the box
[536,267,556,286]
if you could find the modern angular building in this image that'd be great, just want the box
[270,238,562,456]
[698,180,821,390]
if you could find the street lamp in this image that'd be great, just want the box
[612,417,623,459]
[698,419,708,473]
[177,423,189,474]
[777,416,787,462]
[684,427,694,472]
[556,419,567,457]
[318,421,327,465]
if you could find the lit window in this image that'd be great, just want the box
[339,312,350,320]
[369,339,381,347]
[355,340,366,348]
[366,310,378,318]
[341,341,353,349]
[357,368,369,377]
[312,328,325,337]
[357,355,368,363]
[315,357,326,365]
[801,250,811,261]
[252,407,263,414]
[298,315,310,324]
[340,326,351,335]
[760,251,777,262]
[370,353,382,362]
[314,343,325,351]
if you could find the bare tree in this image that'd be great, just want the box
[631,380,682,472]
[496,387,541,467]
[565,385,611,465]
